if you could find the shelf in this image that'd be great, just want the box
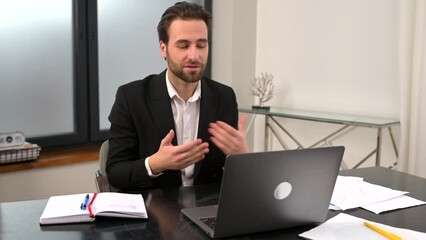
[0,144,101,173]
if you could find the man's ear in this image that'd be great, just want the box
[159,41,167,59]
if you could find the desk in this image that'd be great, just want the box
[1,167,425,240]
[239,107,400,169]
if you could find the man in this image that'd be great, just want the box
[107,1,249,191]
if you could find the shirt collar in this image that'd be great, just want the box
[166,70,201,102]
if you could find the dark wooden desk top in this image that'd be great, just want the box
[1,167,425,240]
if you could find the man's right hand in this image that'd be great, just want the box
[148,130,209,175]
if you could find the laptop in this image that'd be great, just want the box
[181,146,344,238]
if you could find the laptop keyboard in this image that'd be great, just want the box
[200,216,217,230]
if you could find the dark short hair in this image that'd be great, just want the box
[157,1,212,44]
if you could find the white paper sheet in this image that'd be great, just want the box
[299,213,426,240]
[361,195,426,214]
[330,176,408,210]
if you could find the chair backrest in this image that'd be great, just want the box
[98,140,109,176]
[95,140,116,192]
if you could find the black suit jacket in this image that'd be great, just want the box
[106,70,239,191]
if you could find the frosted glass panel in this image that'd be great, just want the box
[0,0,74,138]
[98,0,204,130]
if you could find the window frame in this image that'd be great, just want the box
[26,0,212,148]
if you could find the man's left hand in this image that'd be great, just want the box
[208,114,250,155]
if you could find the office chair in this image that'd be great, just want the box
[95,140,117,192]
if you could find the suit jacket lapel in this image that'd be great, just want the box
[194,78,218,178]
[147,70,177,146]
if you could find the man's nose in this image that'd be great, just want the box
[187,46,199,60]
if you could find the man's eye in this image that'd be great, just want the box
[177,44,189,49]
[197,44,207,49]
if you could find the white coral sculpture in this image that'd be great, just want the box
[250,72,275,106]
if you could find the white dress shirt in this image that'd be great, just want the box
[145,72,201,186]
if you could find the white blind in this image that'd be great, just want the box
[0,0,74,137]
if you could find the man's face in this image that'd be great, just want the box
[160,19,208,83]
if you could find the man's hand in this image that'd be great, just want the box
[208,114,250,155]
[148,130,209,175]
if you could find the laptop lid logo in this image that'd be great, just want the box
[274,182,292,200]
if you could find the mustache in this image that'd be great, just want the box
[184,60,203,66]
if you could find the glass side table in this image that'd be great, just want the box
[239,107,400,169]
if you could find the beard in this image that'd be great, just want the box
[166,51,206,83]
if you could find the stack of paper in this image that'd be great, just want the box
[299,213,426,240]
[330,176,426,214]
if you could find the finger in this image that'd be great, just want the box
[209,123,249,154]
[211,121,236,136]
[185,143,209,164]
[208,122,241,144]
[209,125,239,152]
[210,136,229,154]
[238,114,248,133]
[184,142,209,161]
[173,139,204,154]
[160,129,174,147]
[208,126,228,143]
[174,142,209,167]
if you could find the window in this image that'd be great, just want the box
[0,0,211,148]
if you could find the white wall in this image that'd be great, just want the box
[212,0,400,168]
[212,0,258,147]
[256,0,399,116]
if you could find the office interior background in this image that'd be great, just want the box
[0,0,425,202]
